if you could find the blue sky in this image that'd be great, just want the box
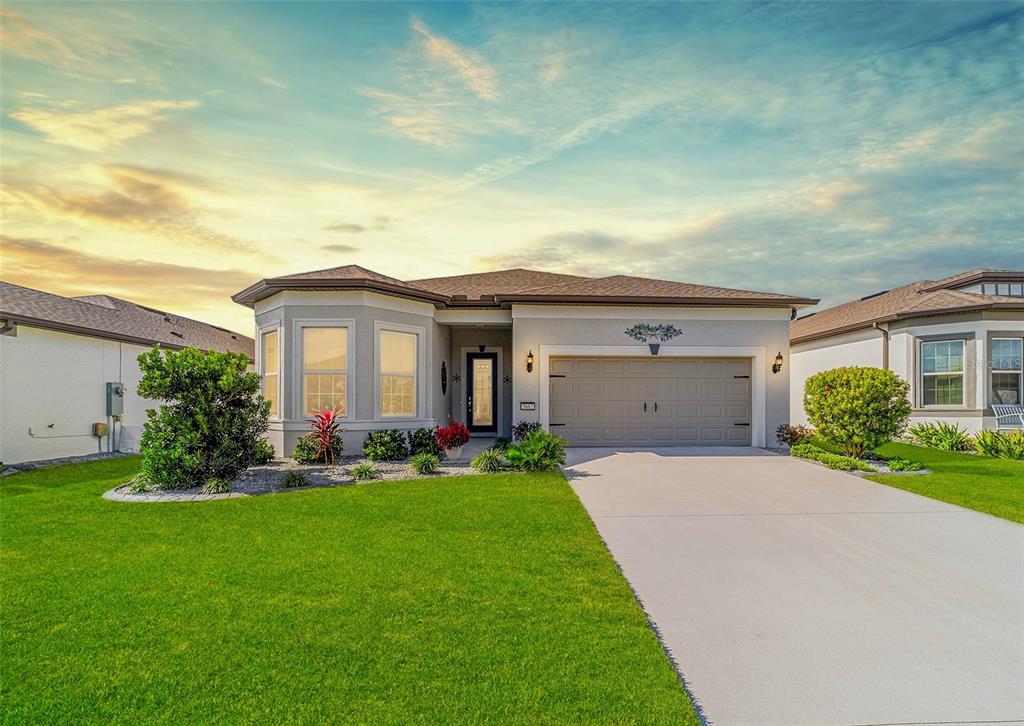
[1,2,1021,333]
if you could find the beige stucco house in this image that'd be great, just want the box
[0,281,253,465]
[232,266,816,454]
[790,269,1024,433]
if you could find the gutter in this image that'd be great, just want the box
[872,322,890,370]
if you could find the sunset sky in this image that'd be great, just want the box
[1,2,1021,334]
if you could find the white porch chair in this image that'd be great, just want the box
[992,404,1024,430]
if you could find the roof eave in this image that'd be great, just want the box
[790,301,1024,345]
[497,294,818,307]
[232,278,450,308]
[921,270,1024,292]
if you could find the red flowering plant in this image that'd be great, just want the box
[311,409,343,465]
[434,418,470,452]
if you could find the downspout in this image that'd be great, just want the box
[872,322,890,370]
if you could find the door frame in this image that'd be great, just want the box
[537,345,767,447]
[465,350,499,434]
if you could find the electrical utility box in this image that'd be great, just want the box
[106,382,125,416]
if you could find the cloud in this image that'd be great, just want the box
[0,8,79,68]
[359,88,459,147]
[320,243,360,253]
[0,235,257,333]
[321,216,393,234]
[411,17,498,101]
[1,165,249,251]
[258,75,287,89]
[10,98,199,151]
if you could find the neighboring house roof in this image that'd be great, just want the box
[0,281,254,358]
[791,270,1024,344]
[233,266,817,309]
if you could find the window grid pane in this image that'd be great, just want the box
[922,373,964,406]
[304,328,346,371]
[263,374,279,416]
[992,373,1021,405]
[381,374,414,416]
[991,339,1022,371]
[262,330,279,375]
[304,373,347,416]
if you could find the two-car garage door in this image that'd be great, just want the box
[549,357,752,446]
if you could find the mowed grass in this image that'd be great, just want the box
[866,442,1024,524]
[1,457,697,725]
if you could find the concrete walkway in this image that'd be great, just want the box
[565,447,1024,726]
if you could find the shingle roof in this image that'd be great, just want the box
[234,266,816,308]
[0,281,254,358]
[790,272,1024,344]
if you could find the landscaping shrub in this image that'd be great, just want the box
[471,448,505,473]
[435,418,470,453]
[406,428,441,456]
[512,421,542,442]
[505,429,568,471]
[803,367,911,458]
[886,457,923,472]
[125,474,153,494]
[363,430,409,461]
[136,347,270,490]
[490,437,510,452]
[410,452,441,475]
[790,442,876,472]
[1001,430,1024,460]
[351,462,380,481]
[281,471,308,488]
[251,438,276,465]
[972,429,1024,460]
[309,409,344,465]
[776,423,814,447]
[293,432,344,465]
[906,421,973,452]
[201,477,230,495]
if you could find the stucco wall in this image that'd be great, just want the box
[449,327,513,438]
[0,326,156,465]
[510,306,792,447]
[253,291,445,454]
[789,327,884,425]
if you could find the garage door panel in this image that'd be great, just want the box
[550,356,751,447]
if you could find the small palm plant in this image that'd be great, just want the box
[311,409,343,465]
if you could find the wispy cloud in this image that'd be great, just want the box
[320,243,360,253]
[10,98,199,151]
[1,235,258,333]
[258,75,287,89]
[321,216,393,234]
[411,17,498,101]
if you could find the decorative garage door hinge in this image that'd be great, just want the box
[734,375,750,379]
[734,423,750,426]
[549,374,566,378]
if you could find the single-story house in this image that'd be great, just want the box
[790,268,1024,433]
[232,266,817,454]
[0,281,254,465]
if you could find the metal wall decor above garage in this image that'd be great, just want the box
[549,357,752,446]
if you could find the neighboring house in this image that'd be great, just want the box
[0,281,254,465]
[232,265,816,454]
[790,269,1024,433]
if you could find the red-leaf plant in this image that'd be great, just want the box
[311,409,342,465]
[434,418,469,451]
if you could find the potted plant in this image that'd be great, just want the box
[435,418,470,460]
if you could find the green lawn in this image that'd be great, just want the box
[1,458,697,725]
[866,442,1024,524]
[808,438,1023,524]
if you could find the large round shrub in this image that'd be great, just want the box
[803,367,911,458]
[137,347,270,489]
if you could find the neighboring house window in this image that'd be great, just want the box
[303,328,347,415]
[380,330,417,417]
[921,340,965,406]
[991,338,1023,405]
[982,282,1024,296]
[261,329,279,417]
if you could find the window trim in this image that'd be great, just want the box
[292,319,355,421]
[990,336,1023,406]
[258,322,283,421]
[373,321,426,421]
[919,338,967,408]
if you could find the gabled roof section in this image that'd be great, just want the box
[233,264,817,309]
[0,281,254,358]
[791,270,1024,344]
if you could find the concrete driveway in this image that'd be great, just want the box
[565,447,1024,726]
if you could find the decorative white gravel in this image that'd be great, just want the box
[106,456,477,502]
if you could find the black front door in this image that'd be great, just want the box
[466,352,498,433]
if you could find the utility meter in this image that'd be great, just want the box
[106,382,125,416]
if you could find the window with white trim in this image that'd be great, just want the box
[991,338,1022,405]
[379,330,417,417]
[921,339,965,406]
[303,327,347,416]
[261,329,280,417]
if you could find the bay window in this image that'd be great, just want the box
[261,329,280,417]
[991,338,1023,405]
[303,327,348,415]
[380,330,417,417]
[921,340,964,406]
